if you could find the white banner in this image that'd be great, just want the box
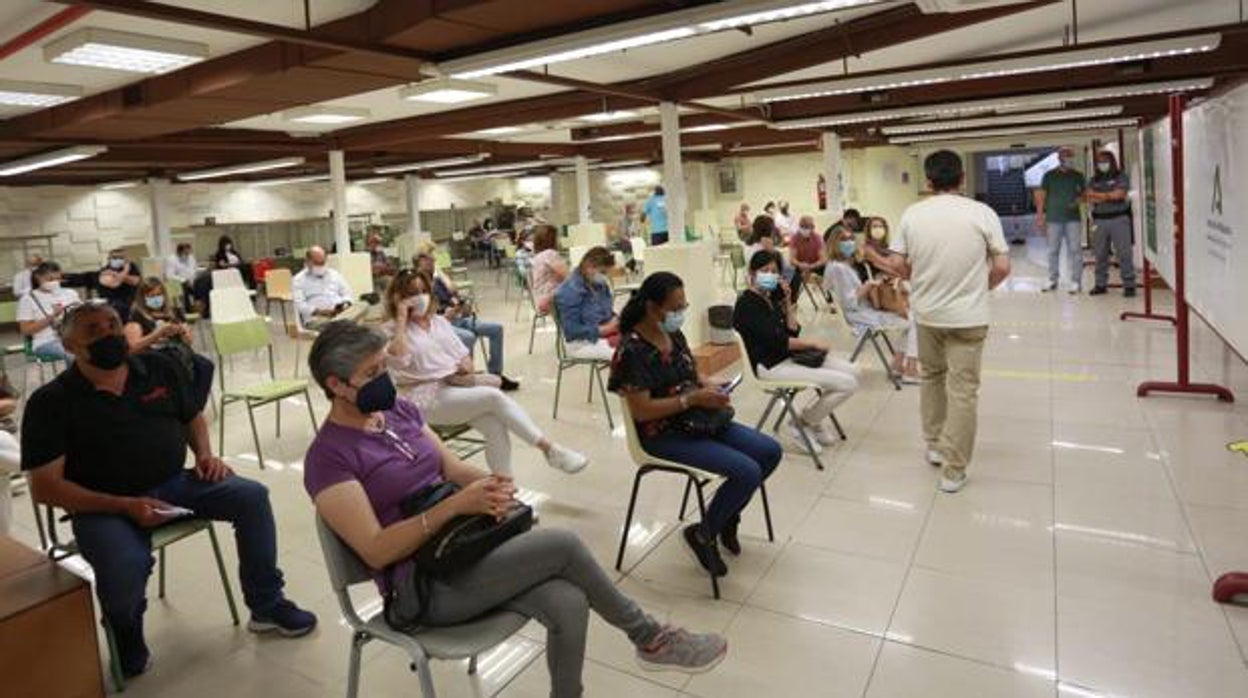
[1139,118,1175,285]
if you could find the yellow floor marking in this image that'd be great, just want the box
[1229,440,1248,458]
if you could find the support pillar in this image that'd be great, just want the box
[821,132,845,214]
[404,174,425,245]
[329,149,350,254]
[659,101,687,239]
[574,155,592,224]
[147,177,172,258]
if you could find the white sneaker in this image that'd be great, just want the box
[804,420,839,446]
[781,425,822,455]
[1067,282,1081,295]
[899,373,922,385]
[925,449,944,467]
[546,445,589,474]
[939,471,967,493]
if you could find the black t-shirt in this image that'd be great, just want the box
[607,330,698,438]
[97,261,139,304]
[21,351,198,496]
[733,289,799,371]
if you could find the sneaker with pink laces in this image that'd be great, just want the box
[636,625,727,674]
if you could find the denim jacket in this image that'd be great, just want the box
[554,269,614,342]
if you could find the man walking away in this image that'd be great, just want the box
[641,186,669,246]
[1034,146,1086,294]
[878,151,1011,493]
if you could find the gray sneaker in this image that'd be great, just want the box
[636,626,727,674]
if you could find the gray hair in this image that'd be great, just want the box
[59,300,119,340]
[307,320,388,398]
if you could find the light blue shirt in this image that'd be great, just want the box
[643,194,668,233]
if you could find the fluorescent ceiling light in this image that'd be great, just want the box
[100,179,142,190]
[45,27,207,74]
[682,144,723,152]
[476,126,524,135]
[177,157,305,182]
[0,145,107,177]
[431,171,521,184]
[251,174,329,187]
[774,77,1214,129]
[882,106,1125,135]
[577,120,764,143]
[284,106,370,125]
[351,177,391,185]
[889,118,1140,145]
[449,28,695,79]
[580,110,639,123]
[699,0,867,31]
[436,159,554,177]
[555,159,649,173]
[756,33,1221,103]
[0,79,82,107]
[373,154,489,175]
[730,140,817,152]
[400,78,497,104]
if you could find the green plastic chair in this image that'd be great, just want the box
[0,300,66,390]
[549,304,613,430]
[729,246,747,291]
[212,317,318,469]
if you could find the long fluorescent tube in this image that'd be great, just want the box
[252,174,329,187]
[580,110,639,123]
[373,154,489,175]
[577,120,764,143]
[476,126,524,135]
[756,33,1221,103]
[0,145,107,177]
[430,171,522,185]
[177,157,305,182]
[100,179,142,190]
[45,28,207,74]
[0,79,82,107]
[882,106,1125,135]
[730,141,817,152]
[555,159,649,173]
[441,0,873,79]
[400,78,497,104]
[351,177,392,185]
[774,78,1214,129]
[435,159,553,177]
[284,106,370,125]
[888,118,1140,145]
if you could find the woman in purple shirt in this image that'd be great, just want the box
[302,321,726,697]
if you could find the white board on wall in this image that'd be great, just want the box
[1139,118,1175,285]
[1183,83,1248,358]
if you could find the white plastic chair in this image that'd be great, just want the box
[328,252,374,302]
[315,516,528,698]
[212,267,246,289]
[209,286,259,324]
[827,283,903,391]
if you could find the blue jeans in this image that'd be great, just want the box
[641,422,782,535]
[452,316,505,375]
[33,339,70,362]
[71,471,286,659]
[1046,220,1083,287]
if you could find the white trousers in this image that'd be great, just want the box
[566,339,615,361]
[756,355,861,425]
[0,431,20,536]
[419,385,545,477]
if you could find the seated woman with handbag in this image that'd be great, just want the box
[608,272,782,578]
[824,229,920,384]
[735,250,860,455]
[304,321,727,697]
[383,269,588,476]
[124,276,216,411]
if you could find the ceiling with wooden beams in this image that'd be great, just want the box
[0,0,1244,186]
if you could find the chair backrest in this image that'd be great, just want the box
[315,515,374,590]
[165,278,185,306]
[629,236,646,263]
[212,268,245,289]
[432,247,453,272]
[141,257,164,278]
[733,330,762,388]
[265,267,293,301]
[548,302,569,360]
[0,300,17,324]
[212,317,272,357]
[328,252,373,301]
[209,287,258,324]
[616,397,653,468]
[730,245,746,270]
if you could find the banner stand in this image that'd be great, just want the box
[1136,94,1234,403]
[1119,258,1177,325]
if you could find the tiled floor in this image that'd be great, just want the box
[7,239,1248,697]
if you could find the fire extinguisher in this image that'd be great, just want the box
[817,174,828,211]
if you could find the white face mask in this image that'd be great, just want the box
[869,226,886,240]
[40,280,60,292]
[310,265,326,278]
[410,294,431,316]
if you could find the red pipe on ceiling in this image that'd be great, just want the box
[0,5,92,61]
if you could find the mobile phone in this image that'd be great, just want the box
[719,374,744,394]
[153,505,194,518]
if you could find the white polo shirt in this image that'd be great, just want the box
[292,266,355,322]
[17,286,81,348]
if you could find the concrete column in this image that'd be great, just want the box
[147,177,172,257]
[574,155,592,224]
[404,174,424,245]
[329,149,350,253]
[659,101,687,238]
[821,132,845,214]
[697,161,713,213]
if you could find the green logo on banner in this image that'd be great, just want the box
[1212,164,1223,216]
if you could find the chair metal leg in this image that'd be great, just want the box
[552,363,564,420]
[848,329,870,362]
[595,365,614,430]
[31,493,47,550]
[615,468,646,571]
[275,396,282,438]
[759,482,776,542]
[528,316,538,354]
[104,619,127,693]
[828,412,847,441]
[586,365,595,403]
[207,524,240,625]
[217,398,227,456]
[870,333,902,390]
[246,403,266,469]
[691,479,720,600]
[782,395,824,471]
[415,656,438,698]
[468,654,479,675]
[880,330,897,355]
[755,393,781,431]
[346,631,366,698]
[678,477,693,521]
[304,389,319,433]
[158,547,167,599]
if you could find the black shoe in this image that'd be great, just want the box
[1089,286,1107,296]
[720,518,742,556]
[112,622,151,678]
[500,375,520,391]
[683,525,727,577]
[1124,287,1137,298]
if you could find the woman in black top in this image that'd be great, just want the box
[212,235,255,288]
[608,272,781,578]
[124,277,215,412]
[733,250,860,454]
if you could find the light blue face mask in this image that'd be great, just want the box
[592,271,608,286]
[837,240,857,259]
[755,271,780,291]
[145,295,165,310]
[661,309,685,334]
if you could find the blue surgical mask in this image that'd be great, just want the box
[755,271,780,291]
[837,240,857,259]
[145,295,165,310]
[592,271,608,286]
[661,309,685,334]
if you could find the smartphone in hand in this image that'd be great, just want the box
[153,505,195,518]
[719,374,744,394]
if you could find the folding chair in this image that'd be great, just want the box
[829,293,903,391]
[613,400,774,600]
[263,267,294,333]
[549,305,614,430]
[733,332,845,471]
[212,267,255,297]
[315,516,528,698]
[212,317,318,469]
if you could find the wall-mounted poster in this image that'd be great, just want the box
[716,164,740,196]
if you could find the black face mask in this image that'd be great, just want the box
[87,334,128,370]
[352,371,396,414]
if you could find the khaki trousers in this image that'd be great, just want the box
[917,324,989,477]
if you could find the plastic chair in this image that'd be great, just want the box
[729,246,746,291]
[263,267,294,332]
[629,236,646,270]
[212,317,318,469]
[613,399,774,599]
[315,516,528,698]
[518,270,551,354]
[549,304,614,430]
[828,286,903,391]
[328,252,374,302]
[163,280,207,348]
[140,256,164,278]
[733,332,845,471]
[209,286,259,324]
[212,267,250,293]
[37,503,238,692]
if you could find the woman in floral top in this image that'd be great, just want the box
[608,272,781,579]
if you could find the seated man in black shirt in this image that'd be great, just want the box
[20,302,316,679]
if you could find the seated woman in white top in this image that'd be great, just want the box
[383,269,588,476]
[16,261,80,361]
[823,228,919,383]
[529,225,568,312]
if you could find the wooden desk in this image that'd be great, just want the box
[0,535,104,698]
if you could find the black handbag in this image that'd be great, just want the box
[670,405,735,437]
[790,348,828,368]
[383,481,533,630]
